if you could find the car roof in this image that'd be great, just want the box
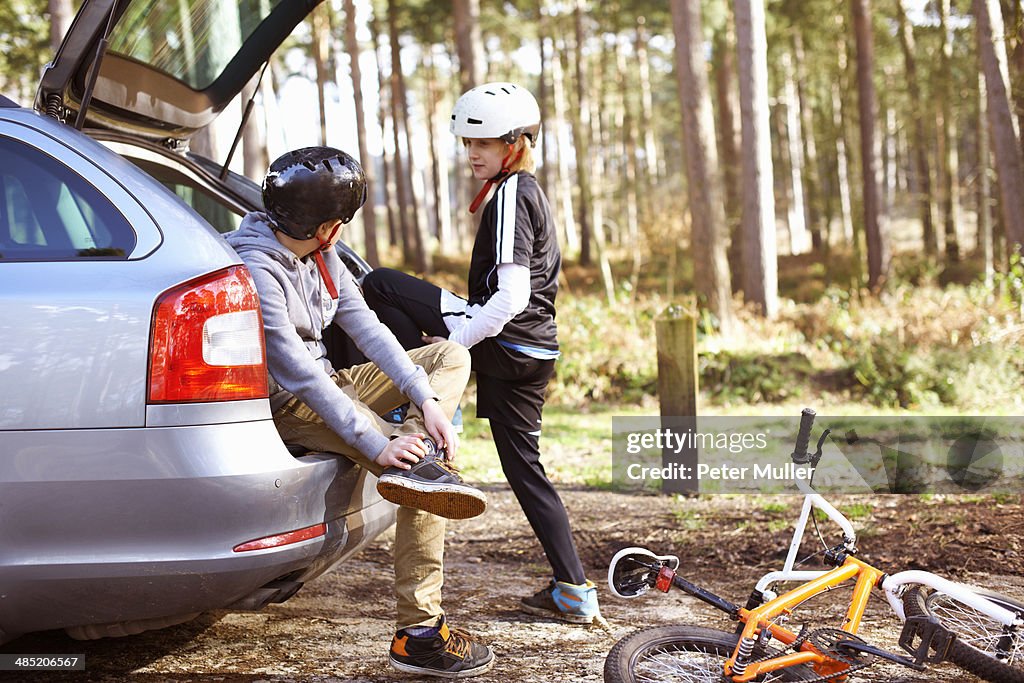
[35,0,324,144]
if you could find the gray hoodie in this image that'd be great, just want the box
[226,213,436,459]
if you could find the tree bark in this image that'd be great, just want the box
[453,0,484,93]
[571,1,593,267]
[342,0,379,267]
[636,18,661,184]
[370,14,397,249]
[311,5,330,146]
[979,71,995,286]
[671,0,734,330]
[793,31,823,252]
[976,0,1024,251]
[386,1,413,265]
[939,0,961,261]
[552,38,579,255]
[424,46,451,256]
[48,0,72,53]
[851,0,889,290]
[734,0,778,319]
[781,50,810,255]
[896,1,938,256]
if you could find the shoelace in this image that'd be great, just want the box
[444,628,473,659]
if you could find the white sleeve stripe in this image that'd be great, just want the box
[496,174,519,264]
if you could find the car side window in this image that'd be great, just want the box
[0,136,137,260]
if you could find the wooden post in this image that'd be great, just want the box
[656,307,699,494]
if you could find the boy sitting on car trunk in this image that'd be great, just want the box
[226,146,494,679]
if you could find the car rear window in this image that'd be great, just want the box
[0,136,136,260]
[108,0,284,90]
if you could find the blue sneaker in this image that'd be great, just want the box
[383,403,409,425]
[520,579,601,624]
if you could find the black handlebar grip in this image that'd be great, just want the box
[792,408,816,463]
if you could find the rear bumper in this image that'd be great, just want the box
[0,420,395,637]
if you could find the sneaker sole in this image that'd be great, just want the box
[376,478,487,520]
[519,601,596,624]
[389,654,495,679]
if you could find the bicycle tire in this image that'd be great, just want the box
[903,585,1024,683]
[604,625,818,683]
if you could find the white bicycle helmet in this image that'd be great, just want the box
[450,82,541,146]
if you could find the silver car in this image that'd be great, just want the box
[0,0,391,644]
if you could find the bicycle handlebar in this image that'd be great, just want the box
[792,408,816,464]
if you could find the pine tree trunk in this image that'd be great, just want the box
[851,0,889,290]
[714,13,742,293]
[976,0,1024,251]
[793,31,823,252]
[343,0,379,267]
[979,71,995,286]
[453,0,484,247]
[48,0,72,52]
[571,1,593,267]
[370,16,397,248]
[832,72,855,246]
[424,47,452,256]
[781,50,809,255]
[734,0,778,319]
[671,0,734,330]
[636,19,661,183]
[311,6,330,146]
[552,39,579,255]
[939,0,961,261]
[897,1,938,255]
[386,1,413,265]
[620,36,642,301]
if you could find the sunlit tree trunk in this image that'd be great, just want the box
[671,0,734,331]
[342,0,379,266]
[552,39,579,255]
[897,1,938,256]
[851,0,889,290]
[424,47,452,256]
[793,32,823,252]
[453,0,484,247]
[976,0,1024,251]
[571,1,594,266]
[833,48,855,247]
[311,5,330,146]
[939,0,961,262]
[635,18,661,183]
[537,2,551,198]
[735,0,777,319]
[386,1,413,265]
[620,36,642,301]
[370,15,397,249]
[48,0,72,52]
[979,71,995,286]
[781,50,809,255]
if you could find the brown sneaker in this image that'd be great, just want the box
[376,437,486,519]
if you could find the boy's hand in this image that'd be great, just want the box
[375,434,427,469]
[422,398,459,461]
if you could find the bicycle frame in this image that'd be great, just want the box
[731,471,1023,681]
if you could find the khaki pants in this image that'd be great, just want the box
[273,341,471,629]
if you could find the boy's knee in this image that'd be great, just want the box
[436,340,471,369]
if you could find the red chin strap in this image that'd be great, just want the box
[313,223,340,300]
[469,145,524,214]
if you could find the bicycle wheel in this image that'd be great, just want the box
[604,625,818,683]
[903,585,1024,683]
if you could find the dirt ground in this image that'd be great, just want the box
[4,488,1023,683]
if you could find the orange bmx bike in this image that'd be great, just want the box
[605,409,1024,682]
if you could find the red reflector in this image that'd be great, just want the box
[148,265,268,403]
[233,523,327,553]
[656,565,676,592]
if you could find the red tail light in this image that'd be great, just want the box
[233,523,327,552]
[148,266,268,403]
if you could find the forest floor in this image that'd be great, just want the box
[5,488,1023,683]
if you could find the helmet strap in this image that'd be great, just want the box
[469,144,524,214]
[313,224,341,300]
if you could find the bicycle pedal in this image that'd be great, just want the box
[898,614,957,665]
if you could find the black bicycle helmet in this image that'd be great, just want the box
[262,146,367,240]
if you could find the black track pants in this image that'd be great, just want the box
[362,267,587,584]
